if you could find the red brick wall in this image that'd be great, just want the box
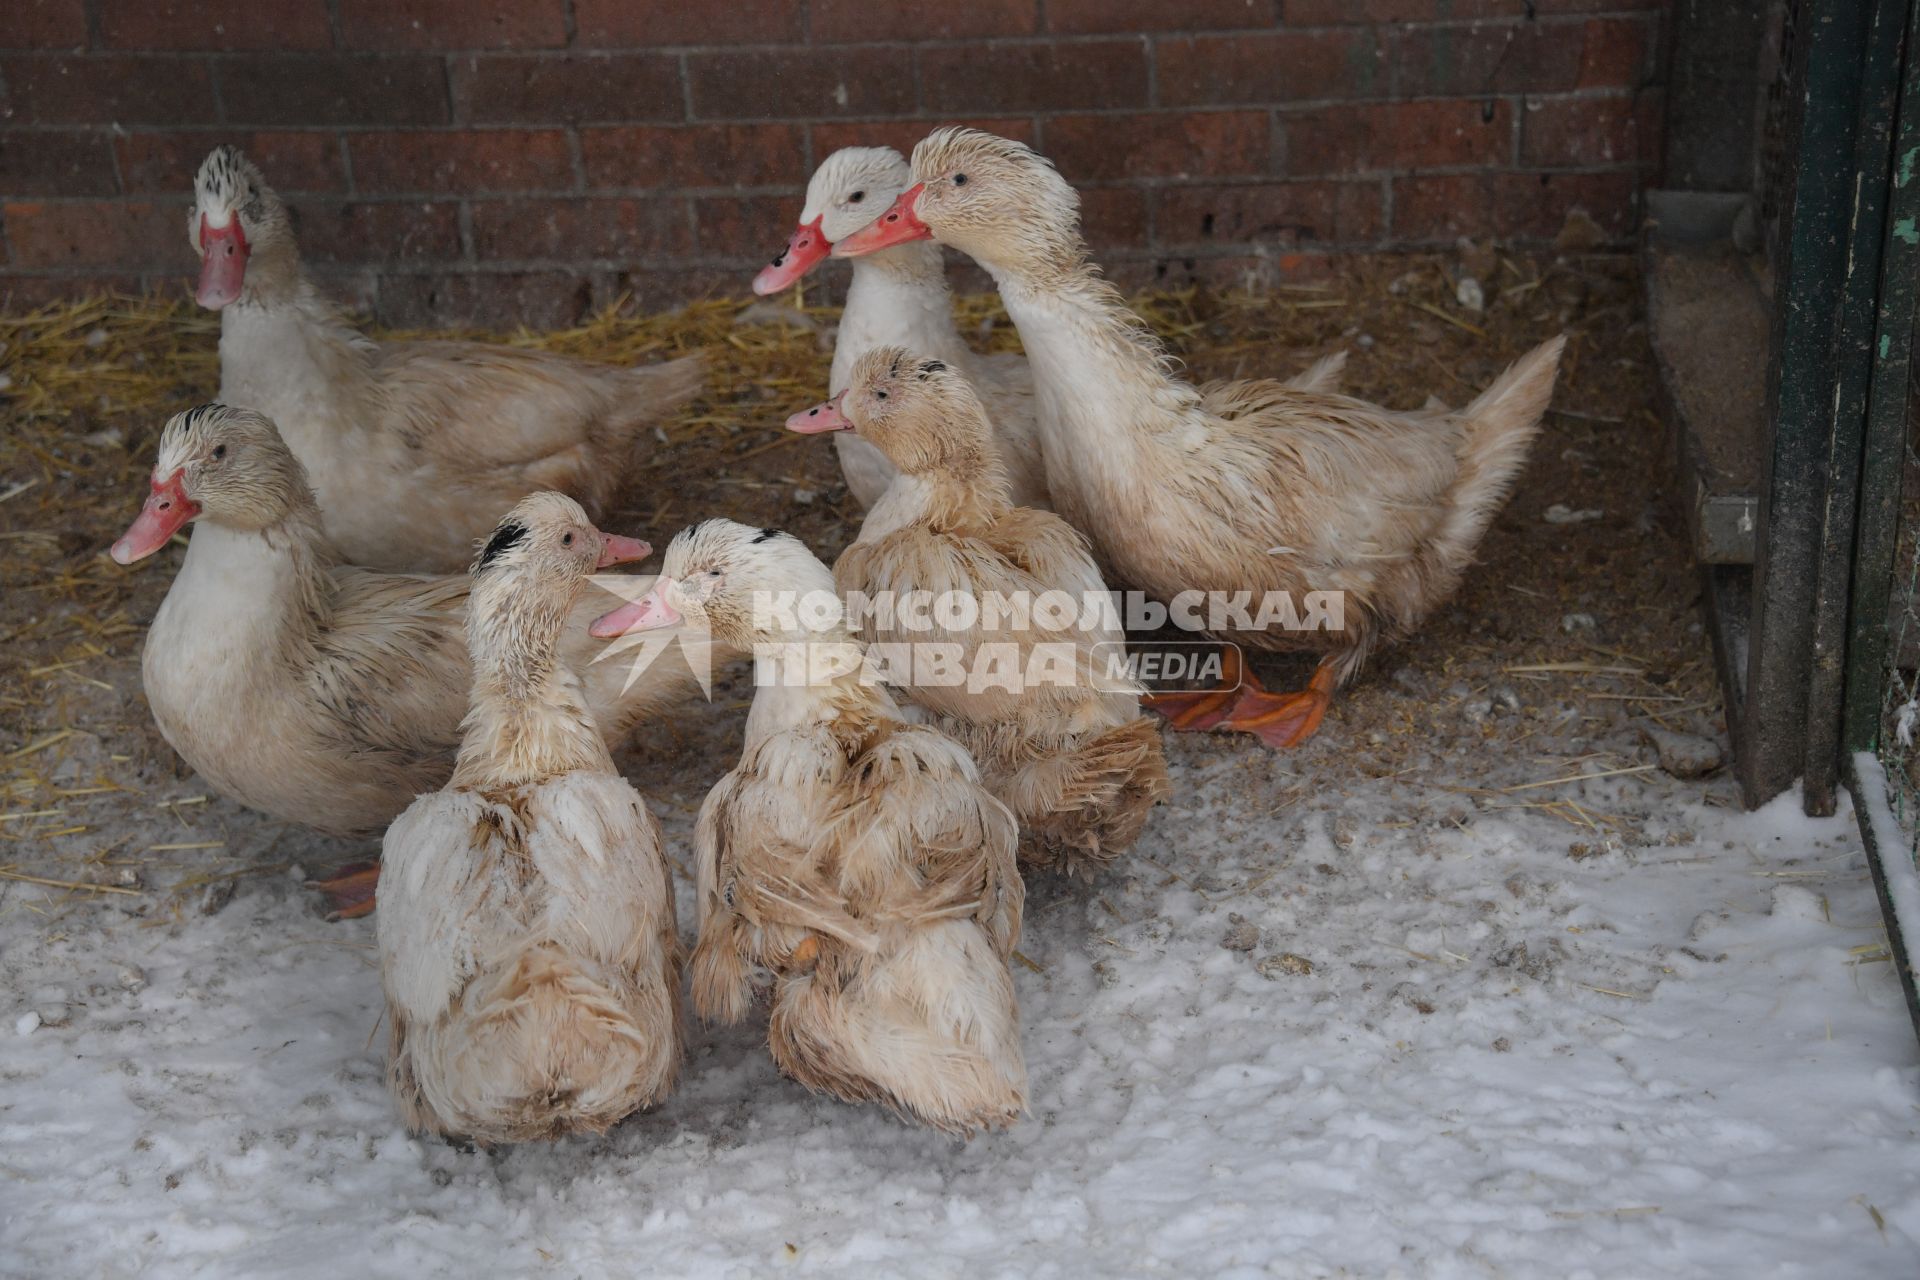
[0,0,1667,327]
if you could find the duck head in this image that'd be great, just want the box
[832,128,1081,277]
[590,518,836,651]
[786,345,996,482]
[189,146,292,309]
[753,147,917,296]
[466,492,650,681]
[111,404,311,563]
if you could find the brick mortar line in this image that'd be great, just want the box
[0,87,1659,137]
[13,208,1638,271]
[2,207,1636,277]
[87,235,1646,284]
[8,233,1639,299]
[563,127,586,197]
[339,127,357,196]
[0,162,1654,213]
[455,199,474,264]
[0,13,1669,61]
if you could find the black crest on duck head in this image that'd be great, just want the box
[751,527,786,545]
[917,360,946,378]
[475,519,529,572]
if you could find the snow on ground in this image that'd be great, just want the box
[3,727,1917,1279]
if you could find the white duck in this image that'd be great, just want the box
[379,492,682,1143]
[751,145,1045,510]
[837,129,1561,748]
[191,146,705,572]
[793,347,1168,877]
[754,146,1347,512]
[109,405,700,906]
[595,519,1027,1136]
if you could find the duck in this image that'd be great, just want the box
[835,128,1564,749]
[190,145,706,573]
[378,493,683,1143]
[753,146,1348,512]
[108,404,699,872]
[790,347,1168,878]
[593,519,1026,1136]
[750,145,1045,512]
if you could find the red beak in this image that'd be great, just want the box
[196,214,250,309]
[596,532,652,569]
[752,216,830,295]
[832,184,930,258]
[591,578,682,637]
[111,470,199,565]
[785,392,853,434]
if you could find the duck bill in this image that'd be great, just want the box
[752,217,830,295]
[591,578,682,637]
[785,392,852,434]
[832,184,929,257]
[111,471,199,565]
[595,532,652,569]
[195,214,250,310]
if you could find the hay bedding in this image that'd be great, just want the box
[0,253,1915,1275]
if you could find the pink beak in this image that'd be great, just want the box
[832,184,930,257]
[752,216,830,295]
[596,532,651,569]
[196,214,250,309]
[785,392,852,434]
[111,470,199,565]
[591,577,682,637]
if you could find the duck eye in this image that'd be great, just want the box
[875,390,888,400]
[849,191,864,204]
[562,533,574,547]
[709,568,722,578]
[211,444,226,460]
[953,173,968,187]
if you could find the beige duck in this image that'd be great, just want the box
[837,128,1564,748]
[750,145,1046,511]
[594,519,1026,1136]
[109,404,699,852]
[754,146,1347,512]
[378,493,682,1143]
[791,347,1167,878]
[191,146,704,572]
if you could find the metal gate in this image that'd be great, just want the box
[1658,0,1920,1037]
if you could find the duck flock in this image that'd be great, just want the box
[107,129,1565,1143]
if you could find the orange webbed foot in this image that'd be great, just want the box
[1144,646,1249,731]
[308,860,380,920]
[1214,660,1338,750]
[1143,685,1241,731]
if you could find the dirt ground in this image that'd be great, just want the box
[0,246,1723,910]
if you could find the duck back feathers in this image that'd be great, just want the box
[380,769,683,1142]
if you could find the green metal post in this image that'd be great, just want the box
[1805,0,1910,814]
[1845,0,1920,756]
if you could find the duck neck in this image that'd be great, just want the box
[983,249,1190,521]
[456,595,610,789]
[741,626,883,745]
[988,252,1193,463]
[216,249,371,441]
[833,244,969,394]
[229,232,308,310]
[878,458,1011,536]
[161,496,336,659]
